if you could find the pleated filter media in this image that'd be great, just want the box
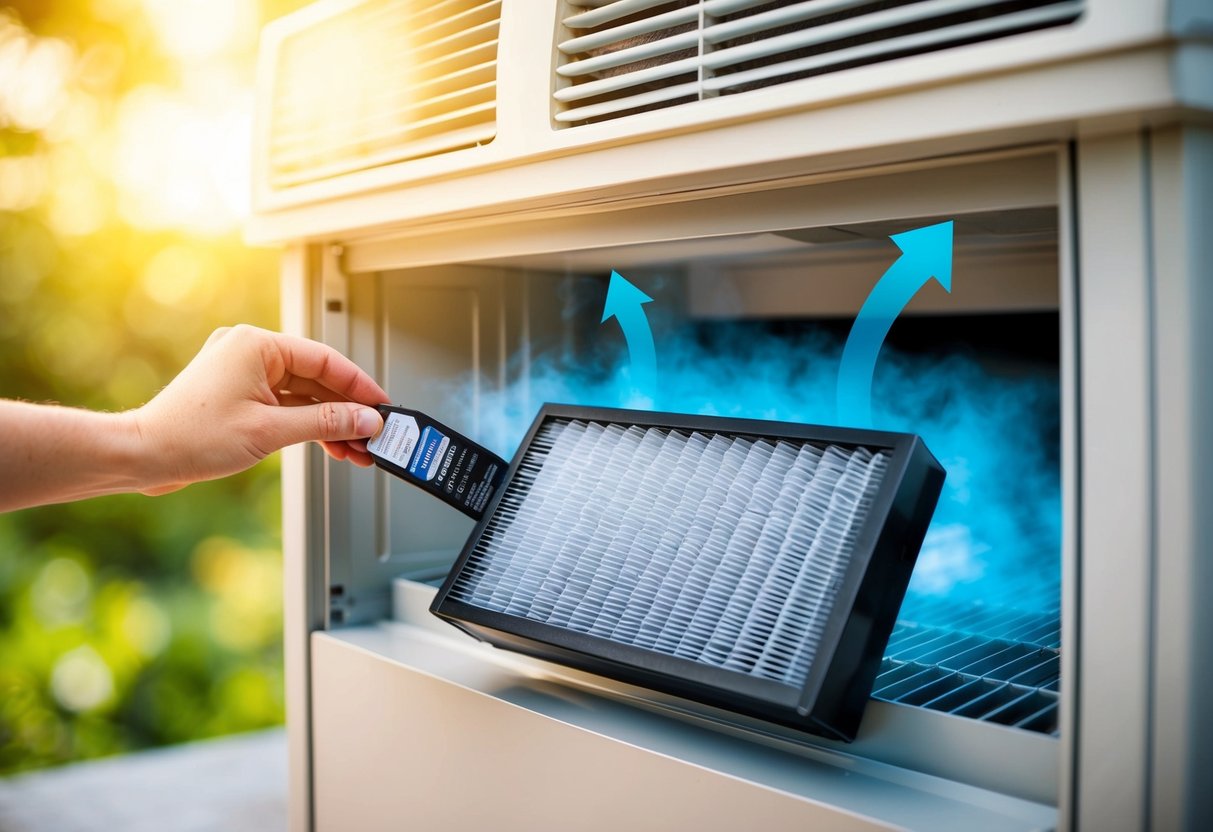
[432,405,945,740]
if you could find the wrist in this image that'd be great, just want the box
[122,407,182,496]
[86,409,158,496]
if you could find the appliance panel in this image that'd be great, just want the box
[311,624,1058,831]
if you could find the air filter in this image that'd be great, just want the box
[432,405,945,740]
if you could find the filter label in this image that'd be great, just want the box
[367,412,420,467]
[409,425,450,482]
[368,405,509,521]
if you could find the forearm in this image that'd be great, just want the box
[1,327,387,512]
[0,400,152,512]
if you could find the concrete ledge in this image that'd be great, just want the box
[0,729,286,832]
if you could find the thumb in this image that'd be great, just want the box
[275,401,383,448]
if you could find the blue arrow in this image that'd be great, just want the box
[601,270,657,402]
[837,220,954,427]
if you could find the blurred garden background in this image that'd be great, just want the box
[1,0,308,773]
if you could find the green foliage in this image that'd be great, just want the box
[0,1,309,773]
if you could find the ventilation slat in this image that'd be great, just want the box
[271,98,496,166]
[912,635,995,668]
[405,59,498,104]
[873,665,945,700]
[268,0,499,188]
[887,630,962,661]
[871,659,928,689]
[555,81,700,123]
[271,83,495,154]
[703,0,1004,60]
[918,676,989,711]
[1005,655,1061,687]
[553,54,699,103]
[978,688,1046,724]
[412,0,500,40]
[411,17,501,64]
[557,29,699,78]
[401,39,500,96]
[270,122,496,189]
[898,673,966,707]
[703,2,1086,92]
[397,0,478,29]
[560,4,701,54]
[1014,701,1059,732]
[894,595,1061,645]
[703,0,781,13]
[280,57,495,118]
[555,0,1085,126]
[565,0,687,28]
[703,0,872,42]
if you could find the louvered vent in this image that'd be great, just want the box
[269,0,499,188]
[554,0,1085,126]
[433,405,945,740]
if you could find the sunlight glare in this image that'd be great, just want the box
[0,14,74,132]
[47,147,108,237]
[141,0,256,63]
[112,85,253,235]
[140,243,217,307]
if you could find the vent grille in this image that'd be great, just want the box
[874,597,1060,733]
[433,405,945,740]
[554,0,1085,126]
[269,0,499,188]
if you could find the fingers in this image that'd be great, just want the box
[346,450,375,467]
[276,374,338,402]
[269,331,389,407]
[320,439,375,467]
[320,440,348,460]
[270,400,384,454]
[276,393,324,408]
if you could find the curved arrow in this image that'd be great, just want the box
[837,220,954,427]
[601,270,657,402]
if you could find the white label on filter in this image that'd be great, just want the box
[367,413,420,467]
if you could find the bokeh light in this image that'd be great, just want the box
[30,557,92,627]
[0,15,74,132]
[50,646,114,713]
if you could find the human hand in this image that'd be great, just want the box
[132,324,388,495]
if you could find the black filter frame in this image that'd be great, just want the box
[431,404,945,741]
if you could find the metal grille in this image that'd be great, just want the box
[554,0,1085,126]
[874,597,1060,734]
[268,0,499,188]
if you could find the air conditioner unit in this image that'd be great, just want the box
[251,2,1213,831]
